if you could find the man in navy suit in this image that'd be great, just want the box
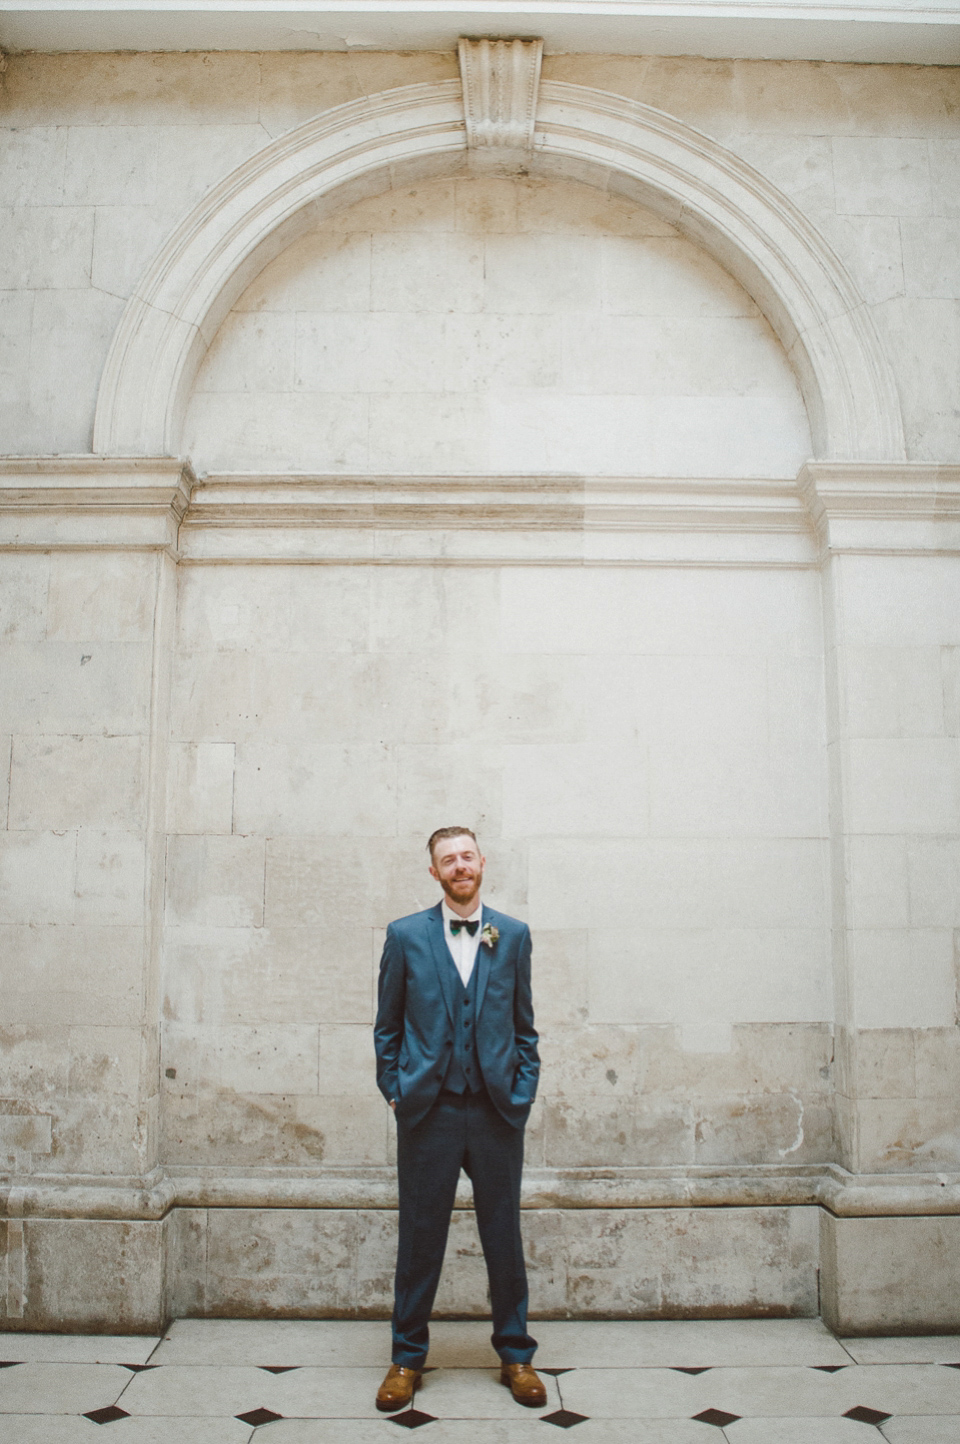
[373,827,545,1412]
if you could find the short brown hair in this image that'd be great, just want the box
[427,826,479,859]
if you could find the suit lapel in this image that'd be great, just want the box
[474,905,493,1017]
[427,903,456,1025]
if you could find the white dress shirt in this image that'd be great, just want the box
[441,897,482,988]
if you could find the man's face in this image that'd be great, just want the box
[429,835,485,910]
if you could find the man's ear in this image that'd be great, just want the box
[428,864,439,883]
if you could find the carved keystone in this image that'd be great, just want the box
[458,37,543,151]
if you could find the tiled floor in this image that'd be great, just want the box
[0,1319,958,1442]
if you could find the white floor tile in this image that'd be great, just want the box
[541,1365,701,1418]
[117,1363,275,1417]
[0,1416,102,1443]
[96,1416,254,1443]
[881,1416,960,1443]
[0,1363,130,1415]
[262,1365,402,1419]
[151,1319,389,1367]
[0,1337,160,1366]
[532,1319,851,1368]
[727,1419,880,1443]
[841,1338,960,1366]
[829,1363,960,1417]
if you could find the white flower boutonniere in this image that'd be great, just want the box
[480,923,499,950]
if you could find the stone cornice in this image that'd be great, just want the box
[0,456,195,552]
[799,461,960,556]
[3,1164,960,1222]
[1,4,958,66]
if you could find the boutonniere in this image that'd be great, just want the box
[480,923,499,950]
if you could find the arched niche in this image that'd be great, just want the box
[93,79,904,463]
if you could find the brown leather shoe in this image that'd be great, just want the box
[376,1364,422,1412]
[499,1362,547,1408]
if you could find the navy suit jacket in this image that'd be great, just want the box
[374,902,540,1130]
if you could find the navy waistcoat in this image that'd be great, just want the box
[441,955,483,1094]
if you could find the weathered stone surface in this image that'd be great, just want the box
[4,1219,165,1333]
[821,1212,960,1334]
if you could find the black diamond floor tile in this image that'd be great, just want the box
[541,1409,589,1428]
[0,1362,22,1369]
[943,1363,960,1371]
[236,1407,284,1426]
[121,1363,159,1372]
[693,1409,741,1427]
[812,1365,847,1373]
[259,1365,300,1374]
[672,1367,711,1375]
[390,1408,436,1428]
[83,1406,131,1425]
[844,1406,892,1426]
[539,1367,575,1376]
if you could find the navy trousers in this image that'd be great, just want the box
[392,1089,537,1369]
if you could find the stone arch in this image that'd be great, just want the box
[93,78,904,462]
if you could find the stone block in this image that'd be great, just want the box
[841,646,946,740]
[907,836,960,927]
[257,50,457,137]
[165,1208,208,1319]
[0,556,50,644]
[542,1095,694,1168]
[0,291,35,449]
[0,125,68,207]
[0,640,153,736]
[855,1029,917,1101]
[395,744,504,840]
[9,1218,165,1333]
[239,230,372,315]
[75,830,146,926]
[46,552,157,642]
[0,1111,52,1157]
[902,217,960,299]
[551,1206,818,1319]
[232,741,396,836]
[0,923,143,1027]
[317,1025,378,1098]
[855,1097,960,1172]
[849,929,956,1030]
[832,137,932,217]
[501,742,648,839]
[845,739,960,834]
[9,734,147,832]
[914,1028,960,1099]
[821,1213,960,1333]
[538,1024,645,1100]
[0,205,94,290]
[499,567,822,660]
[163,923,373,1027]
[2,51,262,126]
[165,834,265,928]
[154,123,266,213]
[530,930,589,1028]
[0,830,76,925]
[930,139,960,218]
[202,1208,358,1316]
[693,1093,835,1167]
[27,287,125,454]
[166,742,235,835]
[643,1023,834,1098]
[847,835,910,930]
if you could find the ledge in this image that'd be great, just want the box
[0,456,195,553]
[800,462,960,557]
[4,1164,960,1222]
[1,2,958,65]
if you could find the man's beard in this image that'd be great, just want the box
[441,872,482,908]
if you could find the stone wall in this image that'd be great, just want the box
[1,47,959,1332]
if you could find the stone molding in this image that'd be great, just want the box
[0,455,194,552]
[3,1165,960,1223]
[92,79,903,465]
[800,461,960,555]
[458,36,542,150]
[6,460,960,561]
